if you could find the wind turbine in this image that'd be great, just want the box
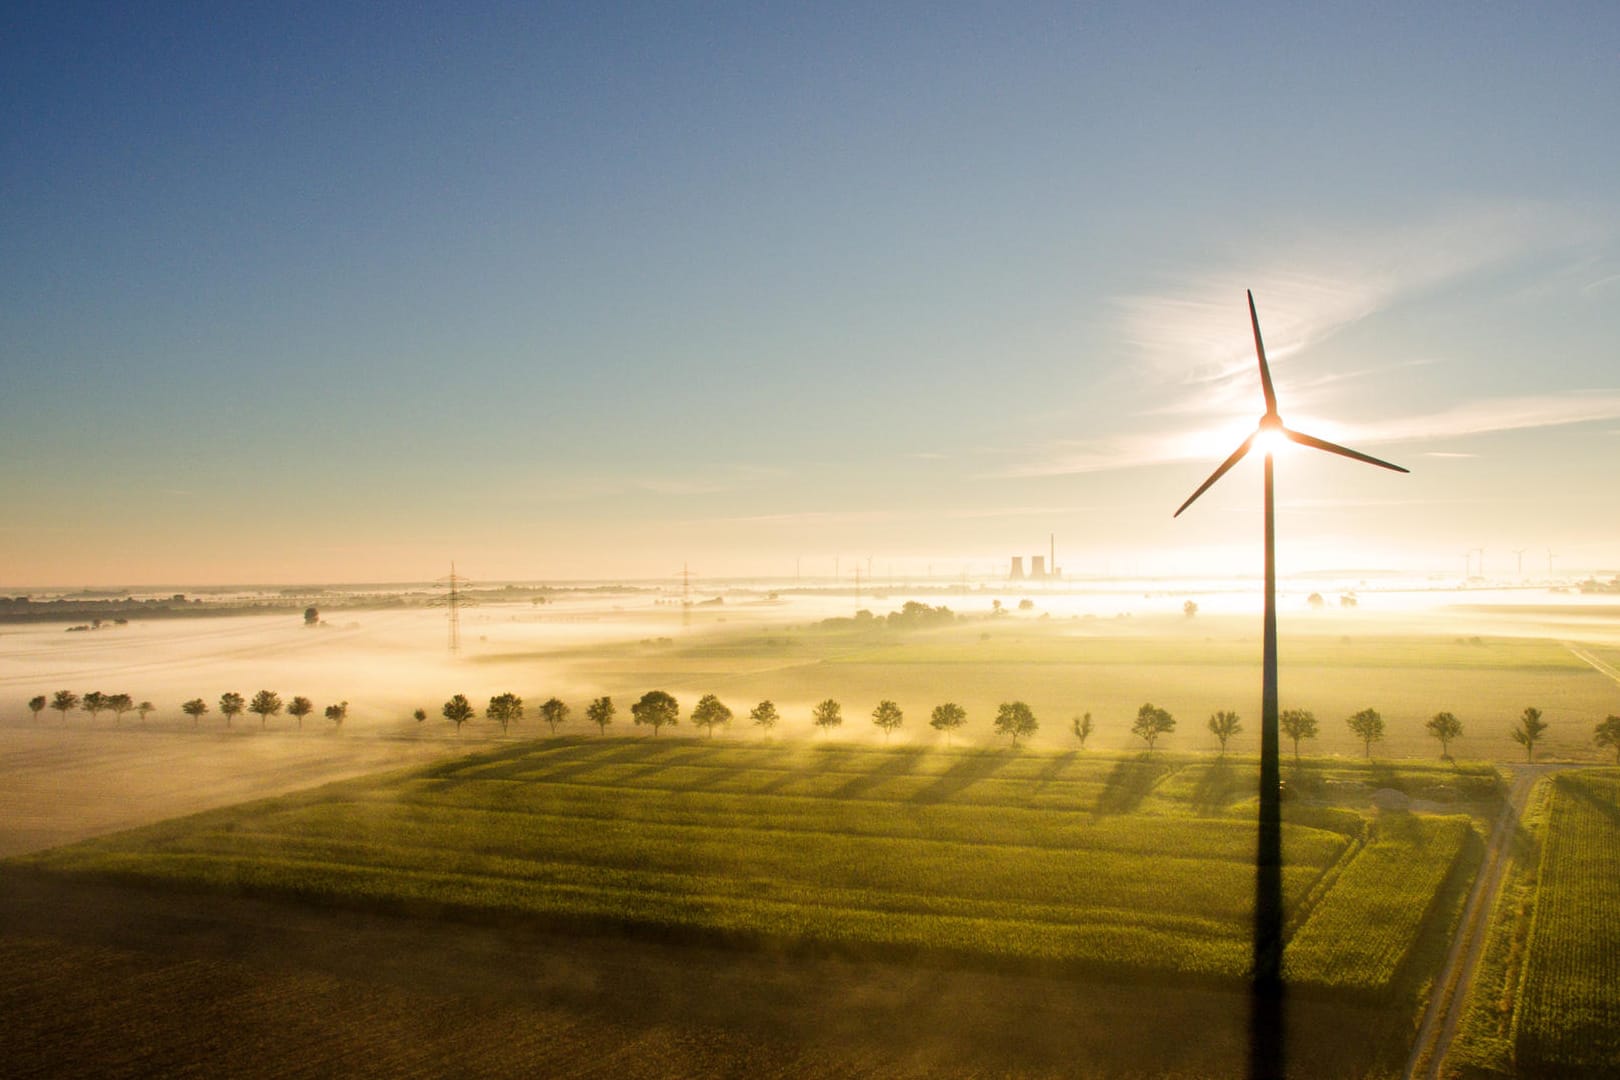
[1173,291,1407,1076]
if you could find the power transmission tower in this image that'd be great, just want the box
[435,563,473,654]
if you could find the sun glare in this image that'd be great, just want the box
[1253,427,1288,457]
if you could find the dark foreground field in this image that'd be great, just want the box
[1,870,1414,1080]
[4,738,1499,1078]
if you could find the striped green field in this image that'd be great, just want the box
[16,739,1481,994]
[1513,770,1620,1075]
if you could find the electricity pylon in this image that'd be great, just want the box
[435,563,473,654]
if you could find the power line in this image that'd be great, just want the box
[434,562,473,654]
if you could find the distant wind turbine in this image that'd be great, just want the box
[1174,291,1408,1077]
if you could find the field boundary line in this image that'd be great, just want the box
[1563,641,1620,686]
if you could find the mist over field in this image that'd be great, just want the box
[6,577,1617,750]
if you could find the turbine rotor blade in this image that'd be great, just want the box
[1249,290,1278,416]
[1174,432,1258,517]
[1283,428,1409,473]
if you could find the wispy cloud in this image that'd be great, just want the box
[1582,272,1620,295]
[1007,203,1610,480]
[1117,201,1594,413]
[703,504,1089,528]
[1004,392,1620,478]
[538,464,785,501]
[718,509,898,527]
[1342,392,1620,445]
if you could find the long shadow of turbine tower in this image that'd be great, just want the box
[1174,291,1407,1080]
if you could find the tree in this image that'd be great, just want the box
[811,698,843,736]
[288,696,314,729]
[1207,710,1242,755]
[1280,708,1318,762]
[1183,599,1198,619]
[83,691,108,721]
[994,701,1039,746]
[303,606,319,627]
[749,699,779,736]
[138,700,154,725]
[539,696,570,734]
[487,692,524,734]
[1347,707,1385,758]
[182,698,209,726]
[219,692,245,728]
[1511,706,1547,762]
[443,694,475,733]
[631,690,678,736]
[249,690,283,728]
[1132,703,1175,750]
[107,693,134,725]
[1594,715,1620,764]
[413,708,427,723]
[691,694,733,738]
[51,690,79,722]
[871,700,904,742]
[28,695,46,722]
[1426,711,1462,759]
[1071,711,1094,749]
[930,702,967,746]
[587,696,616,735]
[325,701,348,727]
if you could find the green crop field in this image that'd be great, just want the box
[17,738,1483,997]
[1511,770,1620,1076]
[1445,769,1620,1079]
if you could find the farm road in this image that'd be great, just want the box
[1403,764,1567,1080]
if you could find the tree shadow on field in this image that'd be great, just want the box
[909,751,1014,805]
[619,744,711,786]
[1032,751,1076,793]
[1190,758,1252,815]
[754,746,854,796]
[529,739,673,785]
[1564,773,1620,827]
[834,747,926,800]
[1094,755,1173,816]
[673,745,797,794]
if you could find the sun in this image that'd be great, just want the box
[1253,426,1289,457]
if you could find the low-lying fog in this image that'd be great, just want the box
[4,582,1617,727]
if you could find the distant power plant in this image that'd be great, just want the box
[1010,535,1061,581]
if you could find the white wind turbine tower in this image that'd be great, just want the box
[1174,291,1408,1077]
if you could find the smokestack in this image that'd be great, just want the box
[1010,556,1024,581]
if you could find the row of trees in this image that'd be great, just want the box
[25,688,1620,763]
[31,691,347,729]
[1276,704,1614,763]
[425,691,1047,746]
[29,691,154,725]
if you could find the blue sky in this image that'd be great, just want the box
[4,3,1618,585]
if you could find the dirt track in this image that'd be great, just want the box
[1403,764,1573,1079]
